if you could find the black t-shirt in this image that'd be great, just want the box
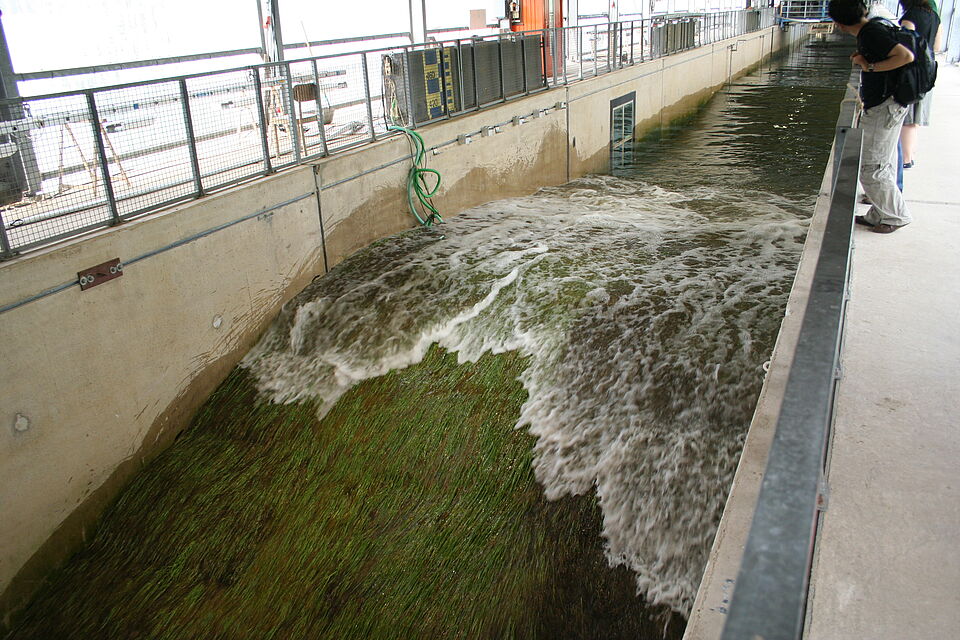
[857,20,900,108]
[901,7,940,45]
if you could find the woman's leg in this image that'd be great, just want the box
[901,123,919,165]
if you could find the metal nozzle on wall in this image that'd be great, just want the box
[457,134,473,145]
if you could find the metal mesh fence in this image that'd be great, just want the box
[95,81,196,219]
[187,69,267,193]
[319,53,376,153]
[2,94,111,252]
[0,8,775,260]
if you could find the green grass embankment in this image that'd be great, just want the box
[10,346,682,640]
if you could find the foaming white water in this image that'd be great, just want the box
[242,174,809,614]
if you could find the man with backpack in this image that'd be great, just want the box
[829,0,915,233]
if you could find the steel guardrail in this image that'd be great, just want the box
[0,8,775,261]
[720,76,863,640]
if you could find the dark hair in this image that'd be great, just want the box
[829,0,868,24]
[899,0,933,11]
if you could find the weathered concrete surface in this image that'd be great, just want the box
[0,167,324,627]
[0,24,800,628]
[804,62,960,639]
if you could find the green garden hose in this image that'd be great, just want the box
[388,125,444,227]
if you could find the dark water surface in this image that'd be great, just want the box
[9,37,853,640]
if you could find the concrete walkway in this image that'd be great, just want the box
[805,63,960,638]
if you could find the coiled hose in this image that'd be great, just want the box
[388,125,444,227]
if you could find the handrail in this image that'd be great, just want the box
[719,77,863,639]
[13,33,417,83]
[0,8,776,260]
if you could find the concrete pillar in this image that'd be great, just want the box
[408,0,427,43]
[0,10,40,198]
[257,0,285,62]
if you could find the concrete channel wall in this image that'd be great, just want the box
[0,24,805,626]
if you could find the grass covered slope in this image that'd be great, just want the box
[10,347,682,640]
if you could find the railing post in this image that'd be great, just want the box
[178,79,203,198]
[456,40,465,112]
[542,29,550,88]
[520,33,528,94]
[552,27,560,83]
[630,20,635,64]
[470,40,480,109]
[251,69,273,174]
[562,27,569,84]
[593,25,599,77]
[85,91,121,225]
[284,63,302,164]
[403,47,417,126]
[618,22,624,68]
[310,60,330,156]
[497,35,506,101]
[0,208,13,259]
[361,53,377,140]
[641,19,646,62]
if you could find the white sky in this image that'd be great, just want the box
[0,0,722,94]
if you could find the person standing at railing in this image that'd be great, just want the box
[898,0,941,168]
[829,0,915,234]
[866,1,904,192]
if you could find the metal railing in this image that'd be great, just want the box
[720,77,862,639]
[0,8,774,260]
[780,0,831,22]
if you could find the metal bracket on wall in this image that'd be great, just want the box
[78,258,123,291]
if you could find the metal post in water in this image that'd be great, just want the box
[86,92,121,225]
[178,79,204,198]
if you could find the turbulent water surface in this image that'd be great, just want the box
[243,38,853,615]
[8,37,856,640]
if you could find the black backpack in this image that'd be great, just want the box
[870,17,938,106]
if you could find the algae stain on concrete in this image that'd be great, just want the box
[8,346,682,640]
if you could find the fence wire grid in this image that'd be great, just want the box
[0,8,775,259]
